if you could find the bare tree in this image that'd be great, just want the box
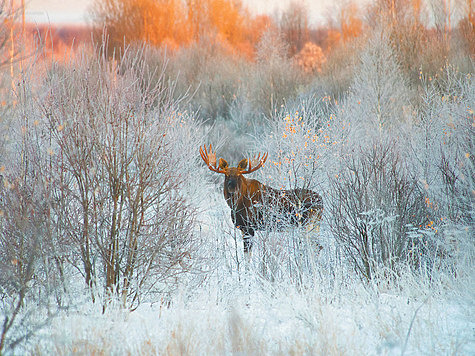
[344,30,411,137]
[253,29,304,117]
[279,1,309,56]
[40,43,202,309]
[0,0,16,68]
[0,107,57,354]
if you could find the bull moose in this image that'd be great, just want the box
[200,144,323,253]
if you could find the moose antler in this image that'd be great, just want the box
[241,152,268,174]
[200,144,225,173]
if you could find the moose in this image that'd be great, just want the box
[200,144,323,253]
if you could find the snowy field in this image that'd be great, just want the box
[25,195,475,354]
[37,285,474,355]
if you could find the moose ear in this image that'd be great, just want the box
[237,159,249,171]
[219,158,229,170]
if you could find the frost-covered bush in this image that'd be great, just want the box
[249,30,306,117]
[165,39,247,122]
[321,34,466,281]
[324,33,473,281]
[411,67,474,274]
[327,141,433,281]
[247,96,336,286]
[342,30,413,140]
[0,40,210,352]
[25,43,206,309]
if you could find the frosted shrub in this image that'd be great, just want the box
[344,30,412,138]
[413,67,474,275]
[250,30,306,117]
[328,141,434,281]
[250,100,334,286]
[38,43,204,308]
[0,73,61,353]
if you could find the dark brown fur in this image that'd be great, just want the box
[200,146,323,253]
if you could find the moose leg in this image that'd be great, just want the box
[243,236,253,253]
[305,211,323,255]
[242,226,255,254]
[242,232,254,269]
[232,210,254,255]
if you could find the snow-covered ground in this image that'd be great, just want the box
[35,276,474,355]
[30,194,474,355]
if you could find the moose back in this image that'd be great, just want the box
[200,145,323,253]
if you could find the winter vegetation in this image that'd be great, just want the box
[0,0,474,354]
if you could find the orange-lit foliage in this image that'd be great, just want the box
[339,2,363,42]
[185,0,274,58]
[324,29,342,50]
[206,0,255,57]
[93,0,191,50]
[209,0,244,42]
[92,0,274,59]
[141,0,191,49]
[21,24,91,62]
[294,42,326,73]
[323,1,363,51]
